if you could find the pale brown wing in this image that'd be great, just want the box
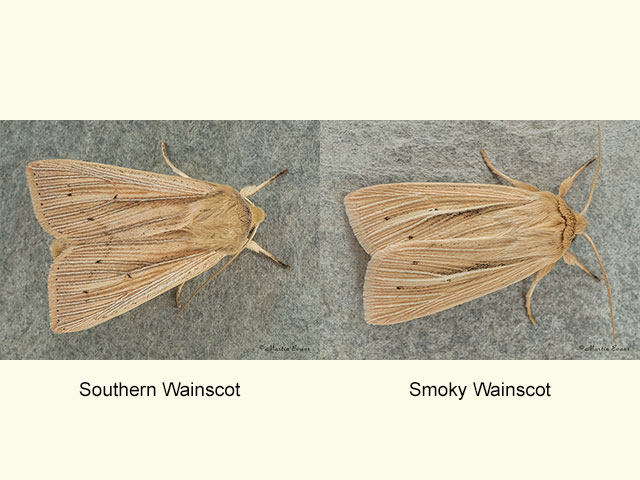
[49,237,225,332]
[364,236,557,325]
[344,183,540,254]
[26,159,229,242]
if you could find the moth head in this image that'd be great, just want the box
[575,213,587,234]
[249,204,266,227]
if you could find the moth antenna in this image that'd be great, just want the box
[178,227,260,312]
[161,142,191,178]
[240,169,288,197]
[558,157,596,198]
[581,232,614,341]
[580,124,601,215]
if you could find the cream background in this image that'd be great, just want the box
[2,361,638,477]
[2,1,639,478]
[3,1,640,119]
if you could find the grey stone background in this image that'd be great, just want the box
[319,121,639,359]
[1,121,320,359]
[0,121,637,358]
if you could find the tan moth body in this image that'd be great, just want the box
[26,146,288,333]
[344,127,614,338]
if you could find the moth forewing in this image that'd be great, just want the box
[346,127,614,338]
[47,241,226,333]
[344,183,541,255]
[27,148,288,333]
[362,203,562,325]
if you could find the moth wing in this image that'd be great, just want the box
[26,159,228,242]
[49,238,225,332]
[344,183,539,254]
[364,236,555,325]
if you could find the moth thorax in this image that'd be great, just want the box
[187,195,252,252]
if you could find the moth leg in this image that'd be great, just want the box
[246,240,290,269]
[563,251,600,281]
[240,169,288,197]
[175,282,186,309]
[161,142,191,178]
[558,157,596,197]
[525,263,556,325]
[480,150,539,192]
[50,239,69,259]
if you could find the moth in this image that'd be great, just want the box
[344,126,614,339]
[26,143,289,333]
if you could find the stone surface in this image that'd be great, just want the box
[0,121,637,358]
[320,121,639,359]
